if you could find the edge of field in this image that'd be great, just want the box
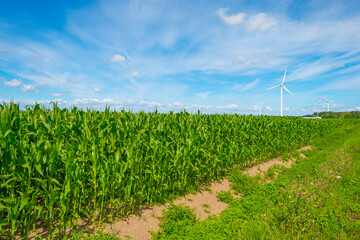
[69,123,360,240]
[150,122,360,239]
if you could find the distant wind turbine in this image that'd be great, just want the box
[325,97,335,112]
[267,68,294,117]
[259,104,262,116]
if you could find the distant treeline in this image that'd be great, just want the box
[312,111,360,119]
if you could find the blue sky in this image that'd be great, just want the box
[1,0,360,115]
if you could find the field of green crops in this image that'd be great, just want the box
[0,102,351,239]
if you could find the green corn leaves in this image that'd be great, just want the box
[0,102,352,239]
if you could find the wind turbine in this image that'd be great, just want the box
[267,68,294,117]
[259,104,262,116]
[325,97,335,112]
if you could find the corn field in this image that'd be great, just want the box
[0,102,348,239]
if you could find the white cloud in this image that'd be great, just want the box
[217,8,246,25]
[246,13,277,32]
[195,91,210,99]
[94,87,102,92]
[316,75,360,92]
[4,79,22,87]
[233,79,260,91]
[218,104,239,110]
[51,93,62,97]
[231,83,242,90]
[110,54,126,62]
[22,84,36,92]
[130,71,141,78]
[266,106,272,111]
[243,78,260,91]
[172,101,185,107]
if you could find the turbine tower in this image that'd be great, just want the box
[267,68,294,117]
[259,105,262,116]
[324,97,335,112]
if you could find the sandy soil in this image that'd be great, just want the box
[105,179,231,240]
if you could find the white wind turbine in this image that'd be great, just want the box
[324,97,335,112]
[267,68,294,117]
[259,104,262,115]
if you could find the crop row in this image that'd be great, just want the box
[0,102,349,239]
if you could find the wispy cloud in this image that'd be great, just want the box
[233,79,260,91]
[217,8,246,25]
[195,91,210,99]
[0,1,359,115]
[246,13,277,32]
[94,87,102,92]
[110,54,126,62]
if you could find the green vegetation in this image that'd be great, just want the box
[0,102,354,239]
[264,164,285,181]
[229,169,259,195]
[153,123,360,239]
[152,204,197,240]
[216,190,234,204]
[71,230,120,240]
[202,186,212,193]
[313,110,360,119]
[201,204,210,208]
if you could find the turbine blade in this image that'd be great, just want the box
[281,68,287,84]
[283,85,294,96]
[266,85,281,90]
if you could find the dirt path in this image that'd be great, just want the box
[102,145,312,240]
[105,179,231,239]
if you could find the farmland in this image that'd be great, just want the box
[0,102,352,239]
[152,122,360,239]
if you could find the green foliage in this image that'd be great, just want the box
[264,164,285,180]
[0,102,353,238]
[71,230,121,240]
[313,111,360,119]
[153,124,360,239]
[229,169,259,195]
[152,204,197,239]
[202,203,210,208]
[203,186,212,193]
[216,190,234,203]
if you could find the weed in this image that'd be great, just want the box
[229,169,258,195]
[203,186,212,193]
[216,191,234,204]
[152,204,197,239]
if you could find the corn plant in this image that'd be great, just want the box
[0,102,351,239]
